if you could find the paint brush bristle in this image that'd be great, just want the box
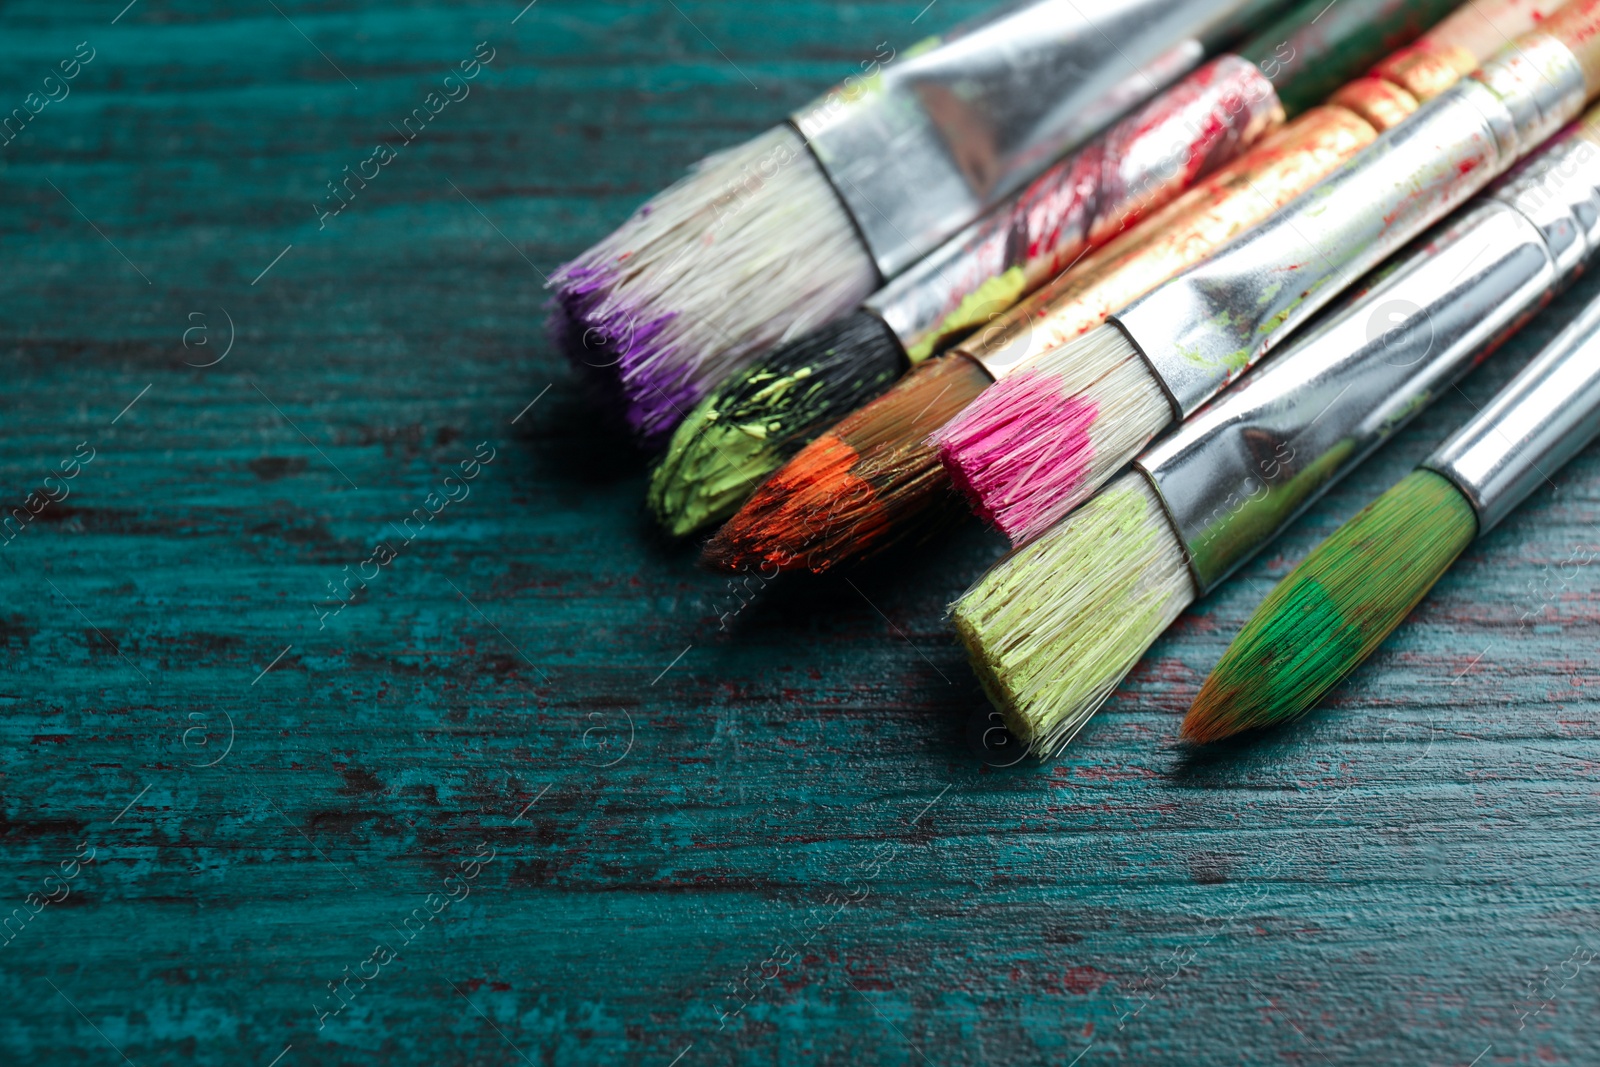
[702,353,990,573]
[953,471,1196,755]
[934,324,1172,544]
[646,310,905,536]
[1184,469,1477,743]
[549,126,878,448]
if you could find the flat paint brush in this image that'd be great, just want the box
[940,0,1600,547]
[550,0,1281,448]
[1188,233,1600,744]
[648,0,1456,537]
[952,107,1600,755]
[705,0,1559,574]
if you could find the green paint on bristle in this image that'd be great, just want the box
[648,381,789,537]
[646,309,904,537]
[904,267,1027,364]
[952,473,1195,754]
[1187,469,1478,742]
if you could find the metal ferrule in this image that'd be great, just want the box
[1424,282,1600,534]
[862,55,1282,365]
[1138,116,1600,593]
[791,0,1282,279]
[963,101,1386,380]
[1112,33,1589,421]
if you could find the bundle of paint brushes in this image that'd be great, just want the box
[962,100,1600,753]
[653,0,1469,534]
[554,0,1297,447]
[951,0,1600,755]
[559,0,1600,756]
[702,0,1573,571]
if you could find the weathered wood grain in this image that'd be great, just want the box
[2,1,1599,1064]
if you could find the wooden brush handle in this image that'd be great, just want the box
[1109,22,1592,419]
[1540,0,1600,91]
[1377,0,1573,100]
[957,0,1563,379]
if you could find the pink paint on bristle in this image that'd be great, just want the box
[934,371,1098,543]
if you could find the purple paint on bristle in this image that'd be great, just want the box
[547,255,695,446]
[935,372,1099,544]
[605,309,692,443]
[621,368,702,447]
[546,262,616,360]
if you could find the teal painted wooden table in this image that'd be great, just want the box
[4,1,1600,1063]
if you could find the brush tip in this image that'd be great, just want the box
[697,433,863,574]
[953,472,1194,755]
[648,311,907,537]
[1180,685,1245,744]
[705,353,992,573]
[647,393,776,538]
[1185,469,1477,743]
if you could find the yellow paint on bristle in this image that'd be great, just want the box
[952,472,1195,755]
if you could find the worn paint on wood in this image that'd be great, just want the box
[1,1,1599,1064]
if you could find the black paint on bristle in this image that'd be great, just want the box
[738,309,905,450]
[647,310,907,536]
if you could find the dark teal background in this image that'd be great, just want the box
[3,1,1600,1063]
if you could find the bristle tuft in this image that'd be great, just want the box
[935,325,1172,544]
[952,472,1195,755]
[646,310,904,536]
[1185,469,1477,743]
[549,125,878,447]
[701,432,876,573]
[703,354,990,573]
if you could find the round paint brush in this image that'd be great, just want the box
[550,0,1278,448]
[940,0,1600,549]
[953,106,1600,756]
[704,0,1557,574]
[646,0,1447,536]
[1188,246,1600,743]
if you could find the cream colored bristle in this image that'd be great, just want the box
[951,471,1196,755]
[940,324,1173,546]
[552,125,879,441]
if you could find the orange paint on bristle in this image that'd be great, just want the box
[1180,699,1241,744]
[701,433,887,573]
[703,354,990,574]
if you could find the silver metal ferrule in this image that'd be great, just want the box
[1111,32,1589,421]
[861,54,1281,364]
[791,0,1280,280]
[1139,118,1600,593]
[1424,282,1600,535]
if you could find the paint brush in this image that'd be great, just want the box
[1188,241,1600,742]
[940,0,1600,548]
[952,106,1600,755]
[646,0,1455,536]
[705,0,1560,574]
[550,0,1281,448]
